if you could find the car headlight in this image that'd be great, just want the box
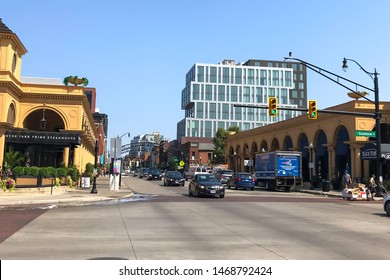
[219,185,224,189]
[199,185,205,189]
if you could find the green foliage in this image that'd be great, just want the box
[212,126,240,164]
[84,163,94,177]
[39,167,50,178]
[47,167,57,177]
[29,166,40,177]
[24,166,32,176]
[12,166,25,176]
[56,167,67,177]
[67,168,80,182]
[3,146,24,170]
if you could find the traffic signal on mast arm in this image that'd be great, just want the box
[308,100,317,119]
[268,97,278,116]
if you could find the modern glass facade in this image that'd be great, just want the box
[177,59,307,139]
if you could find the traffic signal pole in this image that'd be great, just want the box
[234,104,375,118]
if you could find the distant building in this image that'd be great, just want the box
[177,59,307,139]
[129,132,164,167]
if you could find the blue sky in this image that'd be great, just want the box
[2,0,390,143]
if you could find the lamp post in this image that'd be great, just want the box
[284,53,382,193]
[91,140,98,194]
[342,58,382,187]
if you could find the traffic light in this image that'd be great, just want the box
[268,97,277,116]
[308,100,317,119]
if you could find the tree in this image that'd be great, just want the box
[212,126,239,164]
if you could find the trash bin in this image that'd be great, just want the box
[322,180,330,192]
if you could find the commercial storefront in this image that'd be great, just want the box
[225,100,390,186]
[0,19,97,173]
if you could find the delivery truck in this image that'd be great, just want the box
[255,151,303,192]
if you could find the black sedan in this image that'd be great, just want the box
[163,171,185,186]
[146,167,162,180]
[188,174,225,198]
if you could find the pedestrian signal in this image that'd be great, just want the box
[268,97,277,116]
[308,100,317,119]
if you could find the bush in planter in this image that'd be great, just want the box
[67,168,80,183]
[56,167,67,178]
[12,166,25,176]
[84,163,94,178]
[39,167,50,178]
[47,167,57,177]
[29,166,40,177]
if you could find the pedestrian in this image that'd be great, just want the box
[342,171,352,189]
[368,174,376,201]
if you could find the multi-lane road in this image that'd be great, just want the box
[0,175,388,260]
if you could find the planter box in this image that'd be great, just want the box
[15,176,38,188]
[41,177,55,187]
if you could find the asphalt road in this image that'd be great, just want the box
[0,176,388,260]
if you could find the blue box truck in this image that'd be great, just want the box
[255,151,303,192]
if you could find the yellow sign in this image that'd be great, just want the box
[179,160,185,167]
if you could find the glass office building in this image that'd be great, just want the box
[177,59,307,139]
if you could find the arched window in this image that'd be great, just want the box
[12,53,17,73]
[7,103,16,125]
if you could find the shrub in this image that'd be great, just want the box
[12,166,25,176]
[30,166,40,177]
[56,167,67,178]
[39,167,50,178]
[67,168,80,182]
[47,167,57,177]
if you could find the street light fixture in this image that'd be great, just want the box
[342,58,382,187]
[284,53,382,193]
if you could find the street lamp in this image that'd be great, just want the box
[342,58,382,187]
[284,53,382,193]
[91,140,98,194]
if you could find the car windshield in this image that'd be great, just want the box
[169,172,182,177]
[198,175,219,183]
[149,168,159,173]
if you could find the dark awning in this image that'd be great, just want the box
[5,130,81,146]
[360,143,390,160]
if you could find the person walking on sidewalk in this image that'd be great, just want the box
[368,174,377,201]
[342,171,352,189]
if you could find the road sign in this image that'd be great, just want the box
[356,130,376,137]
[179,160,185,167]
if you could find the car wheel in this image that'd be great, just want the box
[195,188,199,197]
[181,183,184,186]
[220,193,225,198]
[234,183,238,190]
[164,180,167,186]
[251,187,255,191]
[385,201,390,216]
[227,182,231,189]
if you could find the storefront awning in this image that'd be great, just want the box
[5,130,81,146]
[360,143,390,160]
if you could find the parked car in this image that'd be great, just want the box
[227,172,255,190]
[384,194,390,216]
[188,174,225,198]
[138,167,149,178]
[164,171,185,186]
[147,167,162,180]
[133,168,140,177]
[215,169,234,185]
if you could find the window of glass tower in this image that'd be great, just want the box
[210,67,217,83]
[223,67,229,84]
[197,66,204,82]
[235,68,242,84]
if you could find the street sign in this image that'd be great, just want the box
[356,130,376,137]
[179,160,185,167]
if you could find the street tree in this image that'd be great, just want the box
[212,126,239,164]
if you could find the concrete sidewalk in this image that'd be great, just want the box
[0,176,134,207]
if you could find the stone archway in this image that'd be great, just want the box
[298,133,310,181]
[283,135,293,150]
[333,125,350,183]
[23,108,65,132]
[315,129,329,181]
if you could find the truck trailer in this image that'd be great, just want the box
[255,151,303,192]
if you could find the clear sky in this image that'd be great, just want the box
[2,0,390,143]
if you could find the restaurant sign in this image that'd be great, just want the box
[5,131,81,145]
